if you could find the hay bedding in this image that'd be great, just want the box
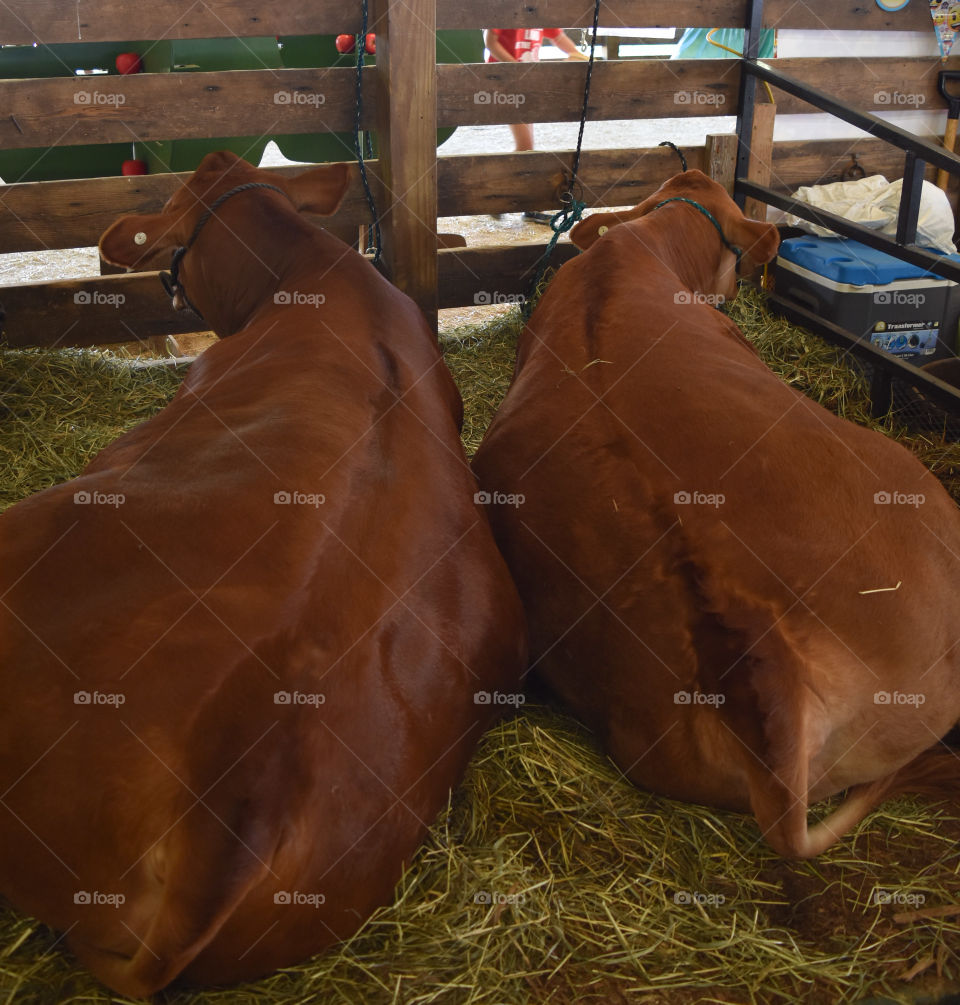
[1,290,960,1004]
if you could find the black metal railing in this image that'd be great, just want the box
[735,0,960,433]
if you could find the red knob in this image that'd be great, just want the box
[121,159,148,176]
[115,52,142,74]
[335,34,356,54]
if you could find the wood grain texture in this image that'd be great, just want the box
[0,244,579,346]
[1,56,951,152]
[0,1,937,44]
[0,67,371,151]
[437,57,955,127]
[0,139,929,255]
[372,0,439,323]
[744,102,775,221]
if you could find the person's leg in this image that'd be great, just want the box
[509,123,534,151]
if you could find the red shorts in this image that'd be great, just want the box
[485,28,563,63]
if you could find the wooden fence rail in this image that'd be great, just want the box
[0,0,936,44]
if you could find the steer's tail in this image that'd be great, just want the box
[716,607,960,859]
[749,739,960,860]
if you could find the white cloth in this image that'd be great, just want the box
[786,174,957,254]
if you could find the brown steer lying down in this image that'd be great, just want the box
[473,168,960,859]
[0,151,525,995]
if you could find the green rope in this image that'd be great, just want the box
[521,0,601,319]
[521,197,587,319]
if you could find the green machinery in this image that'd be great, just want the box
[0,31,483,182]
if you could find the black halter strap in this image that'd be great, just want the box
[652,196,743,272]
[159,182,292,320]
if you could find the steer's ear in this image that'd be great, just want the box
[284,162,351,217]
[726,216,780,273]
[99,211,187,270]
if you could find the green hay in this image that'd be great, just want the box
[1,292,959,1004]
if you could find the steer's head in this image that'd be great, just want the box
[569,170,779,302]
[99,151,351,335]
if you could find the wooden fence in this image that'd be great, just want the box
[0,0,955,345]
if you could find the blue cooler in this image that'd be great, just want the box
[775,236,960,364]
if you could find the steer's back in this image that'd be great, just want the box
[474,253,960,816]
[0,271,525,993]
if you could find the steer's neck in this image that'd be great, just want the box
[631,207,735,304]
[180,203,341,337]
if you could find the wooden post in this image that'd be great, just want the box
[372,0,439,330]
[706,132,738,194]
[743,102,776,222]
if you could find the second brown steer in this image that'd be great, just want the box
[473,169,960,859]
[0,152,525,995]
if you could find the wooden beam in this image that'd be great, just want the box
[0,273,189,347]
[707,133,738,193]
[744,102,776,221]
[1,56,951,152]
[769,138,921,189]
[0,1,938,43]
[372,0,439,327]
[0,67,370,150]
[437,56,956,127]
[0,0,351,44]
[438,244,578,310]
[0,244,582,347]
[0,163,376,253]
[0,146,708,254]
[0,138,930,255]
[438,146,707,217]
[435,0,938,32]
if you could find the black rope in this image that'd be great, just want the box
[354,0,382,265]
[522,0,601,319]
[570,0,602,184]
[658,140,688,172]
